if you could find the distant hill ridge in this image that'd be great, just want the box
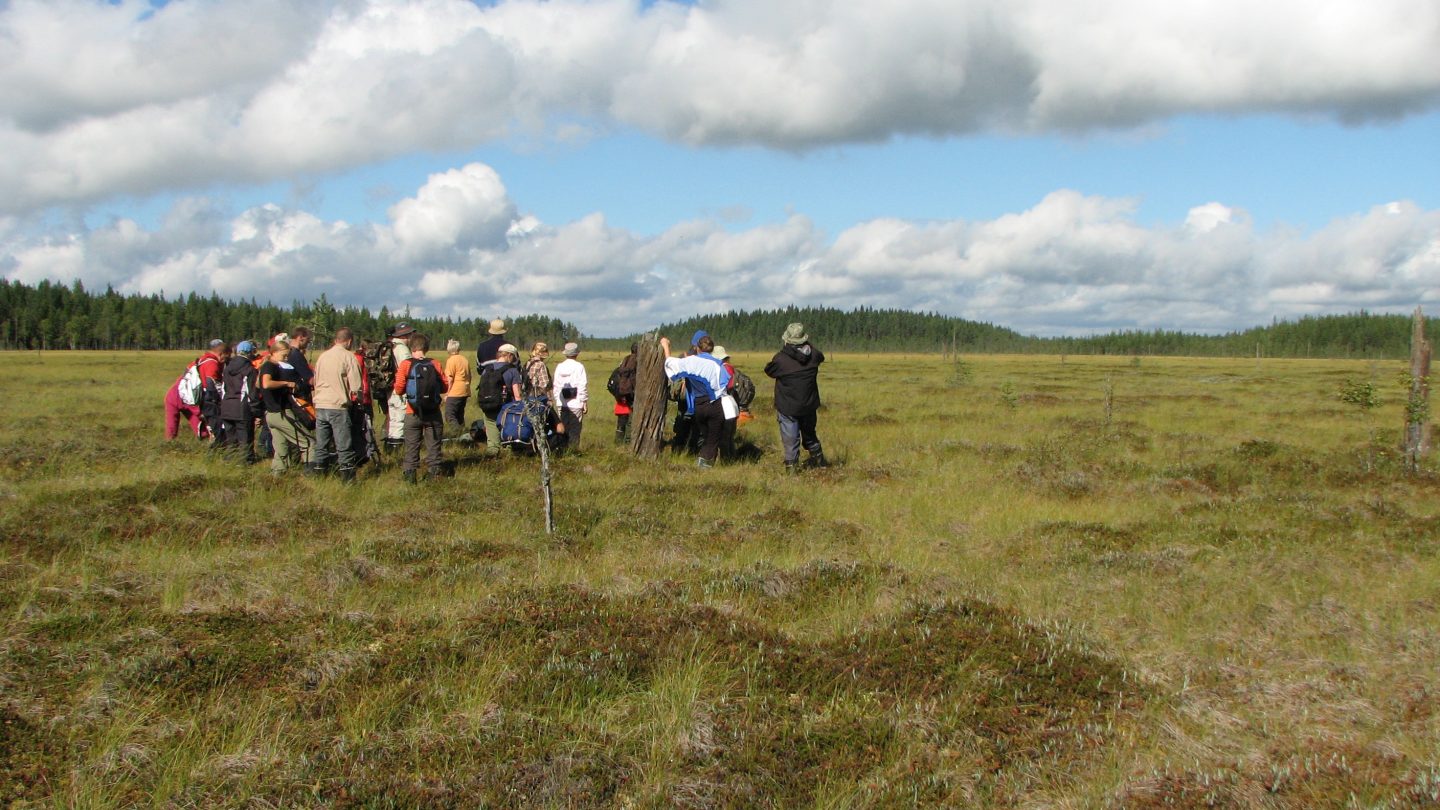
[1,280,1431,359]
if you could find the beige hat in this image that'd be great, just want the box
[562,342,580,357]
[488,318,507,335]
[497,343,519,357]
[712,345,730,360]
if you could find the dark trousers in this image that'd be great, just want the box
[202,402,223,442]
[671,411,702,454]
[692,399,725,462]
[560,408,583,453]
[777,411,822,464]
[257,417,274,458]
[671,410,690,453]
[402,412,444,474]
[221,417,253,459]
[615,413,630,442]
[350,406,373,466]
[444,396,468,432]
[720,417,737,459]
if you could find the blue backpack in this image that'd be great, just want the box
[404,358,444,415]
[498,400,534,446]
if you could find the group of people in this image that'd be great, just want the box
[655,324,826,470]
[163,317,828,480]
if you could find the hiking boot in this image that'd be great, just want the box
[336,468,356,484]
[402,470,417,485]
[807,452,829,469]
[784,461,800,475]
[697,457,713,469]
[304,462,326,477]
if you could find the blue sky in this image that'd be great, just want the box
[5,0,1440,336]
[95,111,1440,239]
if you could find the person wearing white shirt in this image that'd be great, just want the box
[659,335,731,468]
[552,342,589,453]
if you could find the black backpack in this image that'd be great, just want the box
[405,358,444,415]
[475,362,508,411]
[366,340,398,395]
[608,359,636,401]
[731,369,756,408]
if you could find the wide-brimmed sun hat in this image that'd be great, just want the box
[782,323,809,346]
[488,319,507,335]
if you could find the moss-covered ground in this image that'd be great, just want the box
[1,350,1437,807]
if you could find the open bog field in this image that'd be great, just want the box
[1,349,1438,808]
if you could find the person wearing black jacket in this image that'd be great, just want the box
[475,318,508,367]
[763,322,827,472]
[219,340,260,463]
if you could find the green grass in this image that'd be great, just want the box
[2,349,1438,807]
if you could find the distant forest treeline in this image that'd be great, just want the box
[649,305,1438,359]
[0,280,582,353]
[0,279,1433,359]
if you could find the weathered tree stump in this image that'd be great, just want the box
[630,333,670,458]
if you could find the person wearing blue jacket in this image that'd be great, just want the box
[660,334,730,468]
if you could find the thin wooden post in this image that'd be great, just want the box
[630,333,669,458]
[1403,307,1431,471]
[527,405,555,534]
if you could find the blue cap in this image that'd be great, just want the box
[691,329,709,347]
[235,340,255,354]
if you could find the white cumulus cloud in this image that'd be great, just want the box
[4,162,1438,336]
[0,0,1437,211]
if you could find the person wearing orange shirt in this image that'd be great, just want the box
[442,338,472,434]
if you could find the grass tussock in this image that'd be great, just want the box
[4,580,1144,806]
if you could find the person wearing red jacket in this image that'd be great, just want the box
[164,339,224,440]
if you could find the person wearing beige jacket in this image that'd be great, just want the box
[311,327,365,481]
